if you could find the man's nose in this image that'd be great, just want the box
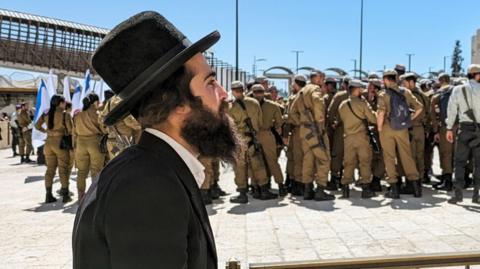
[217,84,228,100]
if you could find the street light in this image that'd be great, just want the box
[291,50,304,73]
[359,0,364,79]
[252,56,267,76]
[443,55,451,73]
[406,53,415,72]
[235,0,239,80]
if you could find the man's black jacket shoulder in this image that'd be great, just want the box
[73,132,217,269]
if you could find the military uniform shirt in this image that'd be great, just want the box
[338,95,377,136]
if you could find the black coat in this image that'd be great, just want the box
[72,131,217,269]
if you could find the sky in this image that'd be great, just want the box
[1,0,478,78]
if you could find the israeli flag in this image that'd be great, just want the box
[63,76,72,103]
[32,79,50,148]
[93,80,105,103]
[46,69,57,99]
[82,69,92,98]
[71,85,82,117]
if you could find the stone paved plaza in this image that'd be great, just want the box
[1,147,480,268]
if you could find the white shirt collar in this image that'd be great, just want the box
[145,128,205,188]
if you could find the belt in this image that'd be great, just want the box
[460,122,480,130]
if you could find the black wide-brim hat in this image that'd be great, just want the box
[92,11,220,126]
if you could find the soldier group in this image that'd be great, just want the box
[9,63,480,207]
[206,63,480,206]
[11,90,142,203]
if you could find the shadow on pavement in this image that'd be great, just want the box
[227,195,288,215]
[24,176,44,184]
[289,196,338,212]
[23,200,78,214]
[207,197,227,216]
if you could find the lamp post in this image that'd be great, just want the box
[235,0,239,80]
[291,50,304,73]
[252,56,266,76]
[406,53,415,72]
[359,0,364,79]
[443,55,450,73]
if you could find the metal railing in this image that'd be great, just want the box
[226,251,480,269]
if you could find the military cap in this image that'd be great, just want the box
[348,79,365,88]
[255,75,267,84]
[325,77,336,83]
[294,74,307,82]
[438,73,450,80]
[383,69,398,77]
[467,64,480,75]
[251,84,265,92]
[394,64,406,72]
[231,80,244,90]
[402,72,417,80]
[368,72,379,79]
[369,79,382,88]
[267,85,278,92]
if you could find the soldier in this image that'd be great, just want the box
[447,64,480,204]
[420,79,436,183]
[285,75,307,196]
[368,72,380,80]
[377,69,423,199]
[290,72,335,201]
[16,102,34,163]
[99,93,142,160]
[9,105,21,157]
[198,156,217,205]
[338,80,377,198]
[252,84,287,196]
[326,78,350,190]
[431,73,455,191]
[400,73,430,191]
[228,81,277,203]
[364,79,385,191]
[323,77,337,109]
[73,93,107,200]
[394,64,406,79]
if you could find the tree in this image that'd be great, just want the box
[451,40,464,77]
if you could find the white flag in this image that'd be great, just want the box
[46,69,57,99]
[71,85,82,117]
[32,79,50,148]
[94,80,105,102]
[63,76,72,103]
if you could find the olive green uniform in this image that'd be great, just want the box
[290,83,330,187]
[73,107,107,193]
[423,89,436,177]
[327,91,349,178]
[377,85,423,183]
[286,93,304,182]
[198,156,215,190]
[16,110,33,156]
[35,108,72,189]
[431,86,456,176]
[99,96,142,160]
[228,97,268,189]
[362,90,385,179]
[258,98,284,185]
[408,87,430,179]
[338,96,377,184]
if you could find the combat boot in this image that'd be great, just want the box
[435,174,452,191]
[209,188,220,200]
[303,183,315,200]
[25,155,33,163]
[291,181,304,196]
[211,182,227,197]
[45,187,57,203]
[259,184,278,200]
[252,185,261,199]
[464,174,473,189]
[20,155,25,164]
[400,180,414,194]
[472,187,479,204]
[230,188,248,204]
[326,175,340,191]
[361,184,375,199]
[314,187,335,201]
[60,187,72,203]
[385,184,400,199]
[370,176,382,192]
[340,185,350,199]
[200,189,212,205]
[278,184,288,197]
[422,170,431,184]
[432,174,444,188]
[285,175,292,193]
[447,187,463,204]
[412,180,422,198]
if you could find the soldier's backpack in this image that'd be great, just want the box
[386,88,412,130]
[439,87,452,123]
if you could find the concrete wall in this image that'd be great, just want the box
[473,29,480,64]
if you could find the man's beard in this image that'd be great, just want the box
[181,99,241,163]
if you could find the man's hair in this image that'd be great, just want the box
[383,75,397,82]
[295,79,306,88]
[439,76,451,84]
[467,73,479,80]
[137,66,194,128]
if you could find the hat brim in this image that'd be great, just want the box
[103,31,220,126]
